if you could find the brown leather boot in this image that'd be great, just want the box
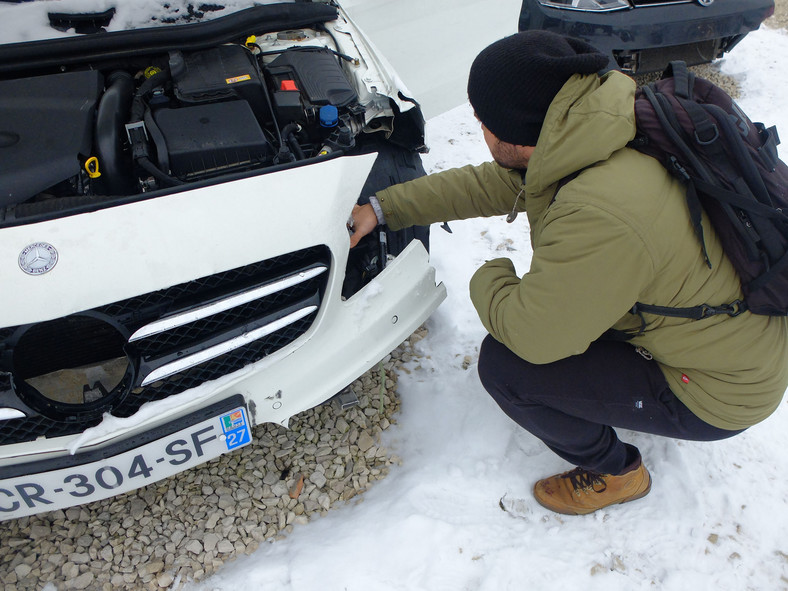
[533,457,651,515]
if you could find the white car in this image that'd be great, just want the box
[0,0,445,520]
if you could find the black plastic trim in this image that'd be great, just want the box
[0,394,245,479]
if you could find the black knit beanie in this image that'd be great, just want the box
[467,31,609,146]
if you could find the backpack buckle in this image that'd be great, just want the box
[699,300,745,318]
[726,299,746,317]
[694,124,719,145]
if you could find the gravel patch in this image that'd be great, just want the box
[632,62,741,98]
[0,328,428,590]
[766,0,788,30]
[629,0,788,100]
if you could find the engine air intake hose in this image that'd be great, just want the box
[95,70,135,195]
[126,68,184,187]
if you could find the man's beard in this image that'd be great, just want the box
[490,141,530,171]
[492,156,527,172]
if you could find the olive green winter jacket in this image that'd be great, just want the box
[376,71,788,430]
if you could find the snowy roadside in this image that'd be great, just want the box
[190,25,788,591]
[0,4,783,589]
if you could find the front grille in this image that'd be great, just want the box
[0,245,330,445]
[630,0,691,6]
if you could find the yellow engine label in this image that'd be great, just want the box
[226,74,252,85]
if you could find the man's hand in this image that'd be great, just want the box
[348,203,379,248]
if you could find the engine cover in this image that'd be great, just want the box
[268,48,358,109]
[0,70,103,206]
[152,101,273,179]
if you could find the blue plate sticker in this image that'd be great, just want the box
[219,407,251,451]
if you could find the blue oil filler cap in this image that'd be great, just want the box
[319,105,339,128]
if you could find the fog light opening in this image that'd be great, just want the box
[12,315,131,417]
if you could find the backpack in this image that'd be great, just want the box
[628,61,788,321]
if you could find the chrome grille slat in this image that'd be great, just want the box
[0,409,25,421]
[129,265,327,342]
[630,0,692,6]
[140,304,318,385]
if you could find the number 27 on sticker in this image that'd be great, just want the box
[221,408,250,450]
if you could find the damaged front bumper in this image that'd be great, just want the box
[0,153,445,520]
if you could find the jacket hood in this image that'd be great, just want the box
[525,70,637,194]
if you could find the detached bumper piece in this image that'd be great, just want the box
[0,245,330,445]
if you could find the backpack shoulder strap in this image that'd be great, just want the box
[664,60,692,99]
[641,83,712,268]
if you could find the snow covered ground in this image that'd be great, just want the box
[2,1,786,588]
[190,24,788,591]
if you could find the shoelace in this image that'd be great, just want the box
[562,467,608,494]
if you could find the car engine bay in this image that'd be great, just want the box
[0,6,425,213]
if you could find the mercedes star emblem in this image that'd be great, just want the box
[19,242,59,275]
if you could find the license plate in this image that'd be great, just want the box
[0,405,252,521]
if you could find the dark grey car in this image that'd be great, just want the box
[518,0,774,73]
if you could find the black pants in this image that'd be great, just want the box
[477,335,743,475]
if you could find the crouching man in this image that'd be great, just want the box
[349,31,788,515]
